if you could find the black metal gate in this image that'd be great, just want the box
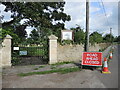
[12,39,49,66]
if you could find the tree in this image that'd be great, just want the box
[71,26,85,44]
[2,2,71,39]
[117,35,120,42]
[29,29,39,44]
[103,34,114,43]
[15,25,27,41]
[90,31,103,45]
[114,35,120,43]
[0,28,20,45]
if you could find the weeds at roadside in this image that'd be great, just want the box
[39,65,45,68]
[50,66,57,69]
[18,67,81,76]
[33,65,46,70]
[33,68,39,70]
[51,61,74,66]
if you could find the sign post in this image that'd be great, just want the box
[82,52,102,66]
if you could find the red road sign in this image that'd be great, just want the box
[82,52,102,66]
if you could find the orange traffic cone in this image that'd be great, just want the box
[102,58,111,74]
[110,52,112,59]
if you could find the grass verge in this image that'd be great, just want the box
[18,67,81,76]
[33,65,46,70]
[50,61,74,66]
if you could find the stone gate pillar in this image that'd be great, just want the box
[2,35,12,67]
[48,35,58,64]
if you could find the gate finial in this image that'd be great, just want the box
[5,35,12,39]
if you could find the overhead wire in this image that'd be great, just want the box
[88,1,104,32]
[98,0,111,29]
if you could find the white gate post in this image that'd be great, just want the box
[2,35,12,67]
[48,35,58,64]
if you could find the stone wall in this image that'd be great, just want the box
[57,43,110,62]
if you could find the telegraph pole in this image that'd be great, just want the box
[110,27,112,44]
[85,0,89,51]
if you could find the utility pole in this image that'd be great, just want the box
[85,0,89,52]
[110,27,112,44]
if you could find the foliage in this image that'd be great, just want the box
[11,51,21,66]
[117,35,120,42]
[71,26,85,44]
[2,2,70,27]
[39,65,46,68]
[52,28,62,42]
[61,40,74,45]
[2,2,71,43]
[103,34,114,43]
[0,28,20,45]
[15,25,27,41]
[90,31,103,45]
[33,68,39,70]
[114,35,120,43]
[31,65,46,70]
[2,22,28,43]
[50,65,57,69]
[18,47,46,56]
[28,29,39,44]
[74,30,85,44]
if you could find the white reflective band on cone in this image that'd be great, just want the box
[104,61,108,67]
[110,53,112,56]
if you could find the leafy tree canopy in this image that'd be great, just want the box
[1,2,71,44]
[0,28,20,45]
[90,31,103,45]
[2,2,71,29]
[71,25,85,44]
[103,34,114,43]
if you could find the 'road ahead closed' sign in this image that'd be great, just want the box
[82,52,102,66]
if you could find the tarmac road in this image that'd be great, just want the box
[93,45,119,88]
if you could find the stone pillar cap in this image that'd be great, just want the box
[49,34,58,40]
[5,35,12,39]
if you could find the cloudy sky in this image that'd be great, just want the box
[64,0,118,36]
[0,0,119,36]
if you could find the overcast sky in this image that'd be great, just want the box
[0,1,119,36]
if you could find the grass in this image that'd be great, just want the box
[51,61,74,66]
[34,65,46,70]
[34,68,39,70]
[18,67,81,76]
[39,65,45,68]
[50,66,57,69]
[59,67,81,74]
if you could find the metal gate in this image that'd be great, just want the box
[12,39,49,66]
